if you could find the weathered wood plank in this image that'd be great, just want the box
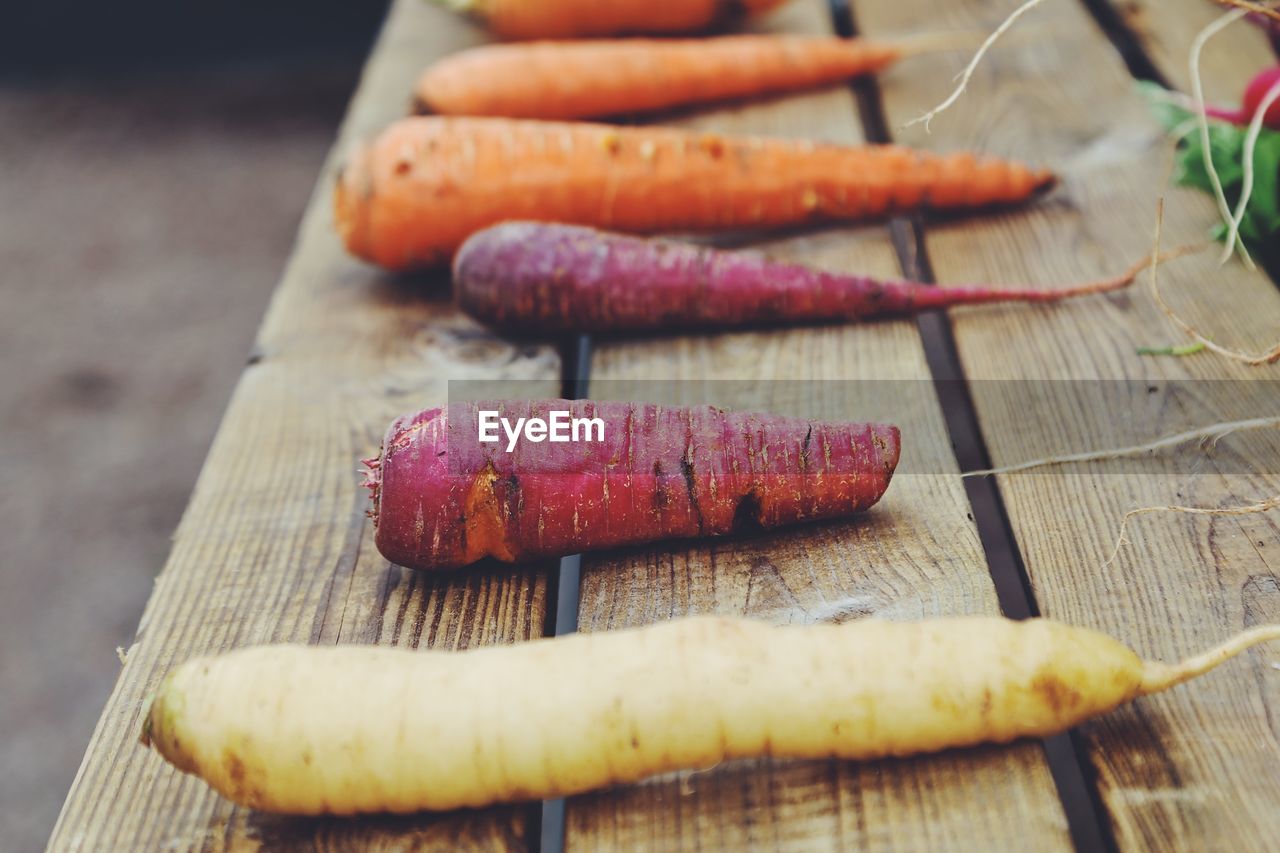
[1103,0,1274,99]
[563,1,1071,848]
[49,1,560,849]
[855,0,1280,847]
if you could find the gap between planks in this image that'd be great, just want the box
[849,0,1280,845]
[539,332,593,853]
[834,0,1174,849]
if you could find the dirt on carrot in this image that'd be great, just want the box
[334,117,1056,269]
[365,399,900,570]
[143,614,1280,814]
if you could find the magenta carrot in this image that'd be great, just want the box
[453,222,1146,335]
[366,400,900,571]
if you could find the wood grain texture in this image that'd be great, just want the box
[55,0,1280,848]
[855,0,1280,847]
[1102,0,1275,99]
[48,1,559,850]
[563,1,1070,849]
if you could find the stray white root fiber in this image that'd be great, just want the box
[904,0,1049,131]
[964,415,1280,477]
[1103,493,1280,569]
[1222,76,1280,262]
[1190,7,1254,267]
[1147,199,1280,365]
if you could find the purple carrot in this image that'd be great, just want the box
[453,222,1146,335]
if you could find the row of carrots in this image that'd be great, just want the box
[331,4,1159,335]
[334,0,1143,565]
[136,0,1280,826]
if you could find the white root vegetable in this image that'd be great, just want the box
[142,615,1280,815]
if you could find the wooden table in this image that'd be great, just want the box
[50,1,1280,849]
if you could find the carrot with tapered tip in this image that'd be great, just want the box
[453,222,1150,335]
[334,117,1056,269]
[414,34,933,121]
[142,615,1280,815]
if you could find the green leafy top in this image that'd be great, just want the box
[1140,80,1280,269]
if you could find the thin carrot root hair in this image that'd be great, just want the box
[1140,623,1280,694]
[963,415,1280,478]
[1148,198,1280,365]
[945,244,1204,305]
[1222,74,1280,261]
[1102,492,1280,568]
[1189,7,1255,267]
[904,0,1050,131]
[1017,255,1152,299]
[1034,244,1207,299]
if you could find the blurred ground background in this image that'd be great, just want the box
[0,3,388,847]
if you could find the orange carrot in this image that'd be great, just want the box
[414,35,901,120]
[335,117,1055,270]
[438,0,789,40]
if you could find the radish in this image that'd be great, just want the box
[1206,65,1280,127]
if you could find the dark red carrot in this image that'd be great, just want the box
[453,222,1146,335]
[366,399,899,571]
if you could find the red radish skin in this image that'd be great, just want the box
[366,400,900,571]
[1206,66,1280,128]
[453,222,1145,335]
